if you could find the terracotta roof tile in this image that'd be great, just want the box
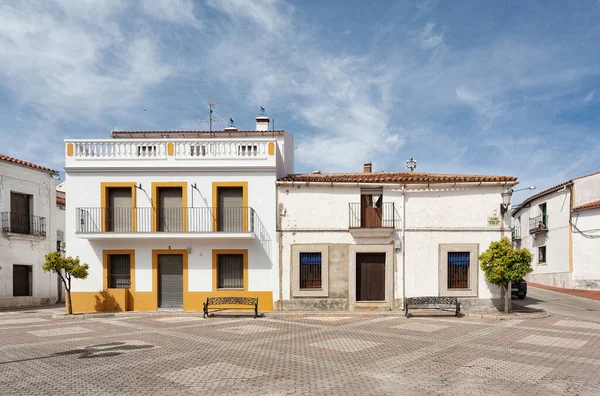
[277,172,517,184]
[573,200,600,211]
[0,153,59,174]
[56,196,66,206]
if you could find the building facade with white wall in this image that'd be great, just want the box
[64,117,293,312]
[512,172,600,289]
[277,163,518,311]
[0,154,60,307]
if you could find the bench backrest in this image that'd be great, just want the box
[206,297,258,305]
[406,296,457,305]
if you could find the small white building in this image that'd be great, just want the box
[64,116,293,312]
[512,172,600,289]
[0,154,60,307]
[277,163,518,311]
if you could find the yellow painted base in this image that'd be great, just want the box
[68,290,273,313]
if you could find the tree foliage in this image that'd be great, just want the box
[42,252,89,314]
[479,237,533,286]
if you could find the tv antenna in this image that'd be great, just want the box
[197,99,229,132]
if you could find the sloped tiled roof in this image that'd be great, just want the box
[573,200,600,211]
[0,153,59,174]
[277,172,517,184]
[513,171,600,215]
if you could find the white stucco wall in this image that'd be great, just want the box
[66,170,278,297]
[573,173,600,207]
[571,208,600,289]
[0,162,59,306]
[514,188,571,287]
[278,183,507,309]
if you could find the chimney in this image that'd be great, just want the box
[256,116,269,131]
[224,126,238,132]
[363,162,372,173]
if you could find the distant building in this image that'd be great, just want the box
[277,163,518,311]
[512,172,600,289]
[0,154,60,307]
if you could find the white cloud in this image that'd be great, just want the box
[584,90,595,103]
[342,28,352,36]
[420,22,444,48]
[142,0,201,28]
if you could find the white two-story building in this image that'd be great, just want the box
[64,116,293,312]
[277,163,518,311]
[512,172,600,289]
[0,154,60,307]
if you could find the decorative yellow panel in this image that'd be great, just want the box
[66,143,74,157]
[268,142,275,156]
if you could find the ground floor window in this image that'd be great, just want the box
[13,265,32,297]
[538,246,546,264]
[447,252,470,289]
[439,244,479,297]
[217,254,244,289]
[299,253,322,289]
[108,254,131,289]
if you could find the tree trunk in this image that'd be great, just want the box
[504,283,511,314]
[67,290,73,315]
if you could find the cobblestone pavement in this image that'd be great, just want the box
[1,309,600,395]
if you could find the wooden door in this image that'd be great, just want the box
[10,192,30,234]
[356,253,386,301]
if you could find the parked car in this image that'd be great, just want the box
[511,279,527,299]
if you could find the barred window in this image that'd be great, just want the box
[218,254,244,289]
[108,254,131,289]
[447,252,470,289]
[299,253,322,289]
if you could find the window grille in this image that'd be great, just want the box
[109,254,131,289]
[447,252,470,289]
[299,253,322,289]
[538,246,546,263]
[218,254,243,289]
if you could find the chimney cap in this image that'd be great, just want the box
[312,170,321,174]
[363,162,372,173]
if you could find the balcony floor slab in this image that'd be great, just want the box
[76,232,255,240]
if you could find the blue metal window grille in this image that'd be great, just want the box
[448,252,470,289]
[300,253,322,289]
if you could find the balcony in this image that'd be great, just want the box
[1,212,47,238]
[65,139,277,170]
[348,202,397,238]
[76,207,260,240]
[511,226,522,241]
[529,214,548,235]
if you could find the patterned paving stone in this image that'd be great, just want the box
[161,362,267,391]
[309,337,382,353]
[458,357,553,384]
[155,316,204,323]
[0,317,49,325]
[305,317,352,321]
[518,334,589,349]
[553,319,600,330]
[391,322,449,332]
[29,326,94,337]
[222,324,278,335]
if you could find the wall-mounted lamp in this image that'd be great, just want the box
[500,187,513,215]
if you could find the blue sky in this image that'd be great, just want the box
[0,0,599,202]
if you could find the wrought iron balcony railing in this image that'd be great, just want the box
[348,202,396,229]
[529,214,548,234]
[76,207,257,233]
[1,212,47,237]
[511,226,522,240]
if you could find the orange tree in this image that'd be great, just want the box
[479,237,533,313]
[42,252,89,314]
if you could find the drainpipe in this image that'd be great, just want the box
[401,185,406,310]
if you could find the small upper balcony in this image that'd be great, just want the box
[76,207,263,240]
[529,214,548,235]
[1,212,47,238]
[511,226,522,241]
[65,138,277,170]
[348,202,397,238]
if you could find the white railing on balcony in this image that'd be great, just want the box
[175,141,269,159]
[73,141,168,159]
[69,140,271,160]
